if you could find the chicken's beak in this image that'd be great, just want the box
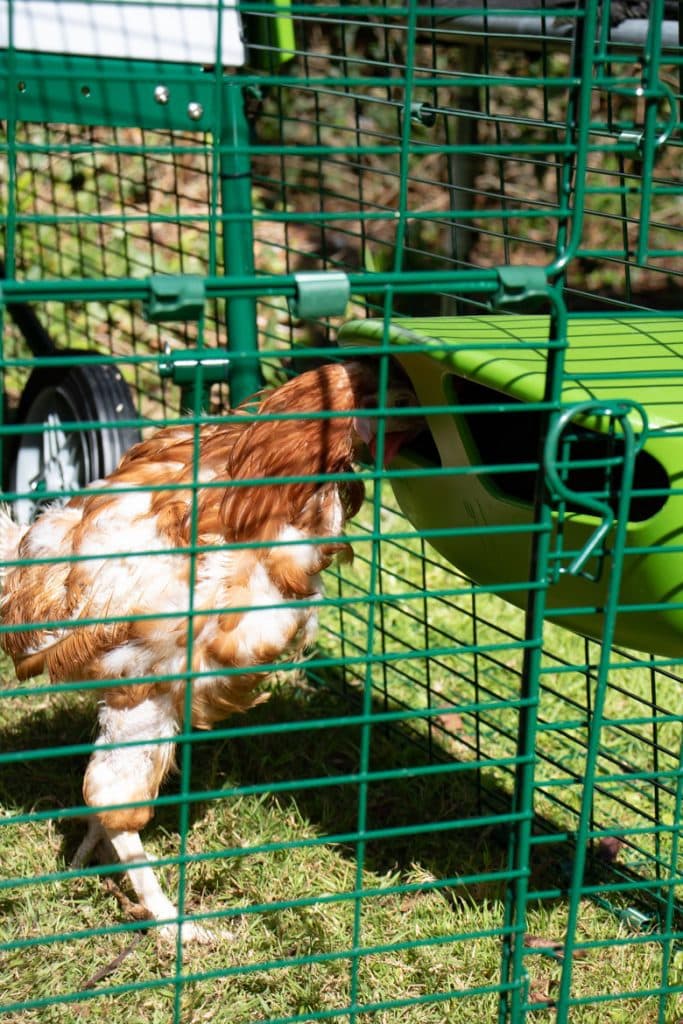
[352,413,374,450]
[353,383,423,467]
[368,428,415,467]
[353,414,423,467]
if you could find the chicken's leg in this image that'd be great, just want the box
[105,828,220,943]
[79,690,220,943]
[71,813,114,867]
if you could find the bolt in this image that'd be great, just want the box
[154,85,169,105]
[187,101,203,121]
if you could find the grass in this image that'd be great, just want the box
[1,490,682,1022]
[0,699,679,1024]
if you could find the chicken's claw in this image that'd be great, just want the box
[158,920,234,945]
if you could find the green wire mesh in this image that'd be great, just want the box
[2,124,231,422]
[1,2,682,1022]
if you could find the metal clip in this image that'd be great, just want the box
[289,271,350,319]
[144,274,205,323]
[491,266,550,313]
[409,102,436,127]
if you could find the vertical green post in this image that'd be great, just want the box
[634,0,666,264]
[220,79,262,405]
[552,405,643,1018]
[656,735,683,1024]
[1,19,18,487]
[549,0,602,279]
[498,288,569,1024]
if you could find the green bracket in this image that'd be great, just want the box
[288,271,350,320]
[490,266,550,313]
[0,53,222,130]
[159,347,231,411]
[144,275,205,323]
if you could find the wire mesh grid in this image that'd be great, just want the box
[2,123,230,423]
[0,2,682,1022]
[252,3,682,317]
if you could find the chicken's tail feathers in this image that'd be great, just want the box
[0,504,26,584]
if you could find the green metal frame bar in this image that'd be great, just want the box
[497,283,570,1024]
[220,80,261,404]
[551,402,642,1018]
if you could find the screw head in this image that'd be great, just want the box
[187,101,203,121]
[154,85,169,105]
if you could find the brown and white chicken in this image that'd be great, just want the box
[0,359,418,942]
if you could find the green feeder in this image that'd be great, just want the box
[339,315,683,658]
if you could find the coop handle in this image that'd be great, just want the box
[543,399,649,577]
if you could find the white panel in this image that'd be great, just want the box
[0,0,245,65]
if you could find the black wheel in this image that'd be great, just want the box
[9,355,141,525]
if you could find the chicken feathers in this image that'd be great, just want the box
[0,359,419,941]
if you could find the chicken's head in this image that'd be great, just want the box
[349,362,423,466]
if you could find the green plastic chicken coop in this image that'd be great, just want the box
[339,313,683,658]
[1,3,682,1024]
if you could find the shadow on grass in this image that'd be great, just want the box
[0,668,569,907]
[186,670,572,900]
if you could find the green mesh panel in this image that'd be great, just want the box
[0,3,682,1023]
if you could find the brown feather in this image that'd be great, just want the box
[0,362,382,696]
[0,359,420,935]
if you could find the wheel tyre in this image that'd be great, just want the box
[9,355,141,525]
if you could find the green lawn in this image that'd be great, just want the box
[1,491,681,1023]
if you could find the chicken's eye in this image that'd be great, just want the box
[387,391,416,411]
